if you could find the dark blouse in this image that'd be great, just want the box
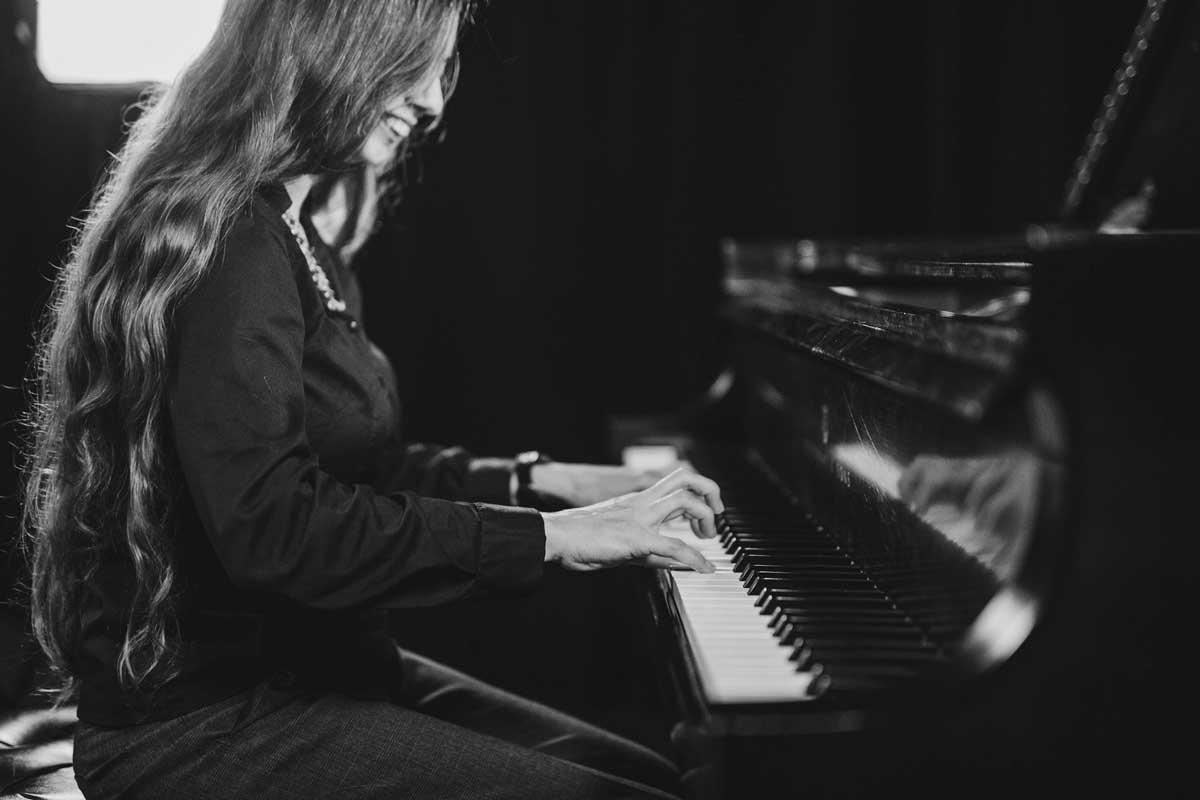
[75,184,545,726]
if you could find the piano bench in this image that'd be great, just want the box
[0,706,83,800]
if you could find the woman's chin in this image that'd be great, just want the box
[361,142,402,170]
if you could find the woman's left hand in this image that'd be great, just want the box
[530,462,675,507]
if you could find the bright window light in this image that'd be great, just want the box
[36,0,226,85]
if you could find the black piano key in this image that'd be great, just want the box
[774,621,935,645]
[753,575,877,593]
[768,607,915,631]
[771,604,964,643]
[820,674,910,694]
[733,553,852,571]
[815,663,935,681]
[807,640,942,658]
[771,609,917,629]
[790,646,939,672]
[789,649,936,677]
[756,585,890,602]
[748,576,886,597]
[730,549,847,562]
[768,604,920,623]
[729,540,843,552]
[733,554,861,567]
[726,531,838,543]
[737,554,859,568]
[742,567,866,584]
[769,586,972,617]
[760,597,901,617]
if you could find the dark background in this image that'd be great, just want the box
[0,0,1144,745]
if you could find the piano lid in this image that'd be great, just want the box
[1061,0,1200,230]
[720,0,1200,288]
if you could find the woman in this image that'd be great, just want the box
[22,1,722,797]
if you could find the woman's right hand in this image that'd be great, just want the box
[541,468,724,573]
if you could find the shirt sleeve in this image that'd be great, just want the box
[372,440,516,505]
[167,215,544,610]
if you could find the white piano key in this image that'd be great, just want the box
[660,519,821,704]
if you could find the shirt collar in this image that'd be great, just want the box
[259,181,292,214]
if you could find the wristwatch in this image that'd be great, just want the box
[514,450,553,507]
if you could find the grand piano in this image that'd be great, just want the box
[617,1,1196,795]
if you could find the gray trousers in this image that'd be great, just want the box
[73,649,682,799]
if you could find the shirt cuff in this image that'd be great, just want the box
[466,457,516,505]
[473,503,545,594]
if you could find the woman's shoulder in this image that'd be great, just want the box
[224,186,294,269]
[212,188,306,287]
[183,187,311,319]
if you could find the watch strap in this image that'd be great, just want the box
[514,450,552,507]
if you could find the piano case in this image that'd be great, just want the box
[621,1,1198,795]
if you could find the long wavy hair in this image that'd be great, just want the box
[23,0,472,699]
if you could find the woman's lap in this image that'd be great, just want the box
[394,649,678,792]
[74,650,681,800]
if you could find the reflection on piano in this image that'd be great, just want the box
[615,2,1195,795]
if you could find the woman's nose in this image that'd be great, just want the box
[410,74,444,118]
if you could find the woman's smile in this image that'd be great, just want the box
[384,109,416,140]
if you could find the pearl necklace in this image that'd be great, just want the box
[281,209,348,314]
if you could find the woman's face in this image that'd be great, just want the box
[359,35,456,169]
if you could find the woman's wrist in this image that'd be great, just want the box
[529,462,561,496]
[541,511,563,563]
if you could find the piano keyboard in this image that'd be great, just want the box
[628,444,952,705]
[662,508,951,705]
[662,506,960,705]
[662,516,827,703]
